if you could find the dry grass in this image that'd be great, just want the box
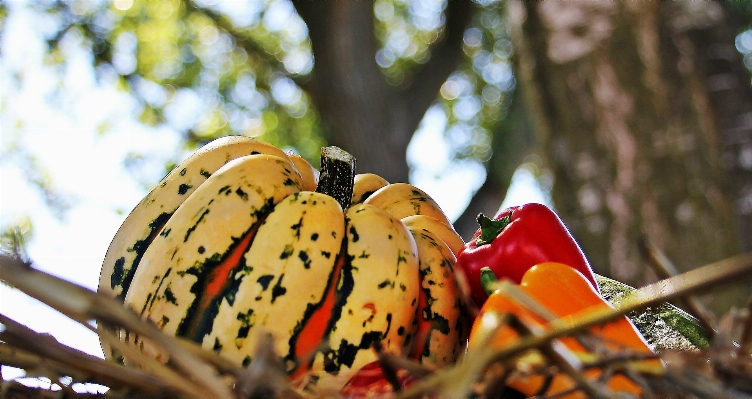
[2,239,752,399]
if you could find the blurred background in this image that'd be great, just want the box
[2,0,752,370]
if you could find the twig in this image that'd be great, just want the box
[0,254,234,399]
[96,326,211,396]
[374,341,406,393]
[621,367,655,399]
[1,345,86,385]
[739,298,752,353]
[399,252,752,398]
[0,380,107,398]
[375,351,435,379]
[638,235,717,339]
[480,364,511,399]
[506,314,608,398]
[173,337,239,375]
[581,351,660,370]
[99,321,239,376]
[531,373,554,397]
[233,331,304,399]
[0,314,180,394]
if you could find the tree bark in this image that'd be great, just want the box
[293,1,473,182]
[508,1,752,314]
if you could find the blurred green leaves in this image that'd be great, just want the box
[439,2,514,163]
[0,130,73,220]
[371,0,514,164]
[0,215,33,268]
[8,0,521,217]
[34,0,323,163]
[31,0,520,166]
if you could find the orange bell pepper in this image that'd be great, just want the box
[469,262,662,398]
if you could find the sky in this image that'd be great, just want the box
[0,0,548,387]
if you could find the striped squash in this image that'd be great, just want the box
[99,137,467,389]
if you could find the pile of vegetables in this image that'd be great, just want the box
[7,136,750,399]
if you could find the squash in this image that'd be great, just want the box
[99,137,467,389]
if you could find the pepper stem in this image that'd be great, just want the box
[480,267,499,296]
[475,213,511,246]
[315,146,356,210]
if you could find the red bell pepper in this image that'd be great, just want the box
[456,203,598,308]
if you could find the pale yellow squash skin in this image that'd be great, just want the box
[204,191,345,368]
[123,154,304,359]
[409,227,468,368]
[99,137,308,360]
[100,137,294,300]
[288,154,319,192]
[308,203,420,391]
[364,183,452,226]
[351,173,389,205]
[401,214,465,257]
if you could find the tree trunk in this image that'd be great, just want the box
[293,1,473,183]
[453,87,537,240]
[508,1,752,314]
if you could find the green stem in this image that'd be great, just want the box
[480,267,499,297]
[475,213,511,246]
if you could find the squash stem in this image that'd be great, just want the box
[315,146,355,210]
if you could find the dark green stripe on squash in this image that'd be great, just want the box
[112,211,173,301]
[141,267,173,316]
[326,330,383,373]
[176,215,266,342]
[270,273,287,303]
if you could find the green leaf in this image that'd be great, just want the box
[596,274,711,350]
[475,213,511,246]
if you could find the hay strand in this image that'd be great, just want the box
[3,243,752,398]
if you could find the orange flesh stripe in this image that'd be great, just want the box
[204,229,255,306]
[184,223,259,339]
[290,247,347,379]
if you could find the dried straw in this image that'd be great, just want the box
[2,245,752,398]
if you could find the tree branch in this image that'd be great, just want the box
[403,1,476,118]
[453,88,537,240]
[290,1,338,97]
[453,176,508,240]
[185,0,305,85]
[295,0,475,130]
[290,0,317,32]
[292,1,384,106]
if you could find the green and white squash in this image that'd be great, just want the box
[99,137,468,389]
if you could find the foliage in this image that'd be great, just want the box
[372,0,515,163]
[35,0,323,163]
[0,215,32,287]
[1,0,527,246]
[17,0,517,169]
[439,4,514,162]
[0,131,73,219]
